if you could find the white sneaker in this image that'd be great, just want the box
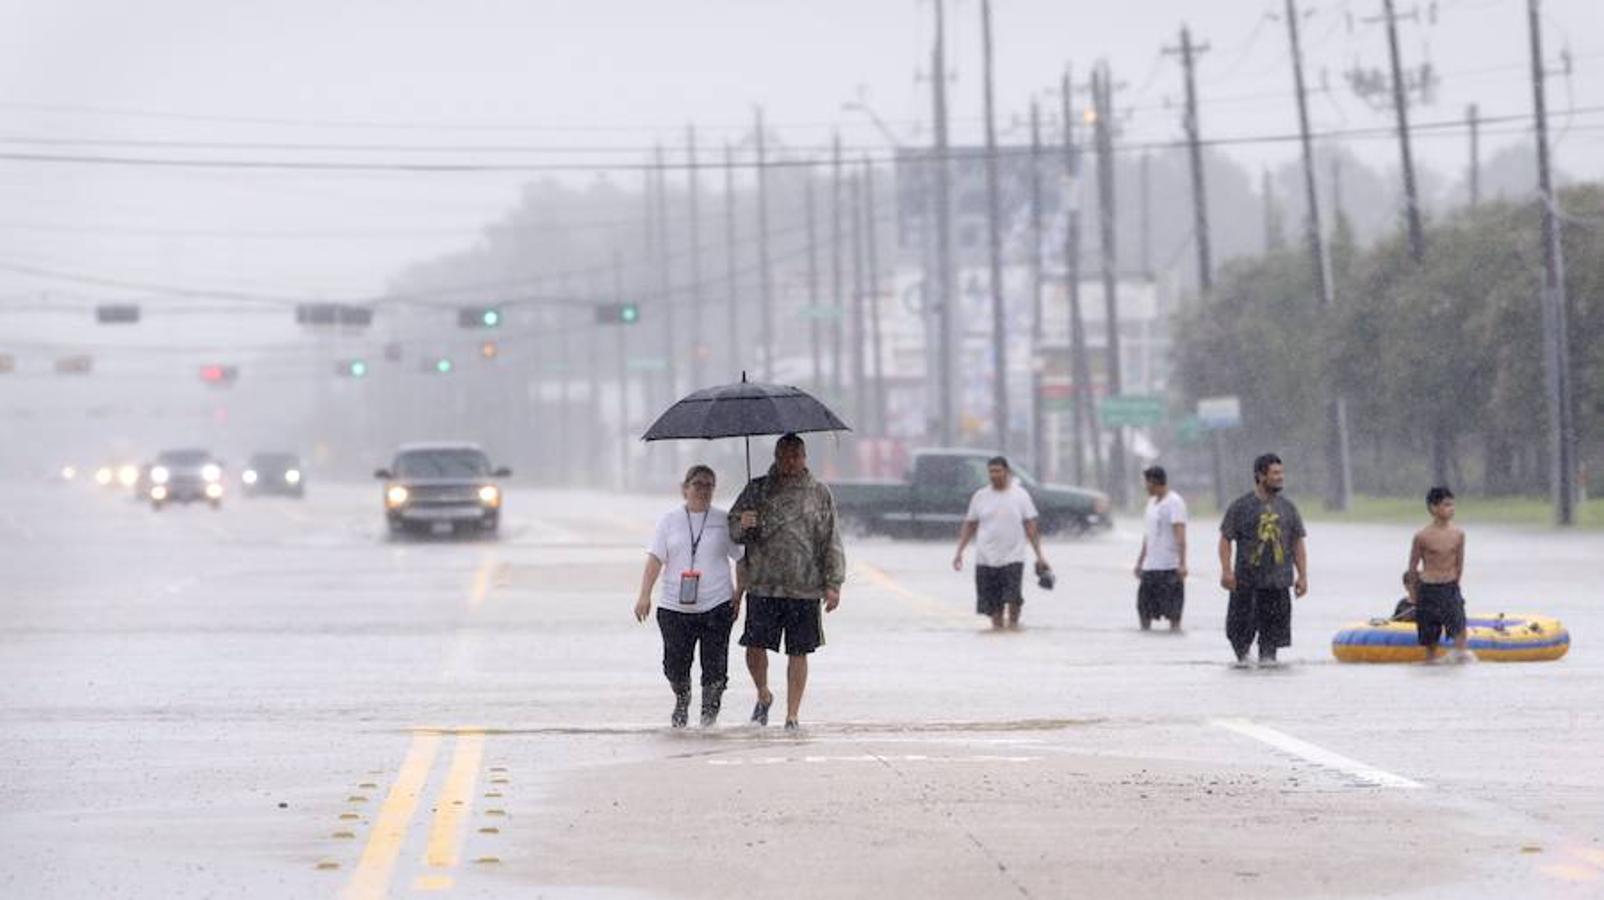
[1448,648,1474,664]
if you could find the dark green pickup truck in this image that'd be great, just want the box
[829,449,1111,538]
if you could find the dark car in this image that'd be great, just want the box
[375,442,509,538]
[148,448,225,510]
[829,448,1110,538]
[242,452,305,498]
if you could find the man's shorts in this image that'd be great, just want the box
[975,562,1025,616]
[1137,569,1185,622]
[1416,581,1467,647]
[739,595,825,656]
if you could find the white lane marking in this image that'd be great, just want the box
[1211,718,1422,789]
[708,754,1041,766]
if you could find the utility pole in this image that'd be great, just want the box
[587,270,603,486]
[850,171,868,439]
[1139,153,1152,276]
[654,144,676,400]
[806,159,823,388]
[930,0,957,445]
[1165,24,1214,293]
[686,125,705,389]
[613,251,631,490]
[754,107,775,381]
[831,134,846,400]
[1262,168,1285,253]
[1528,0,1576,525]
[1092,62,1127,508]
[1381,0,1427,261]
[1062,66,1101,488]
[643,152,661,408]
[1286,0,1353,511]
[1028,100,1047,477]
[724,142,741,375]
[981,0,1009,454]
[863,155,887,436]
[1467,103,1481,208]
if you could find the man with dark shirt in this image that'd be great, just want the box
[1217,453,1308,667]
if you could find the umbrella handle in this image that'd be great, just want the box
[745,435,751,482]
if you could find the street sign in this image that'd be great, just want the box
[95,304,140,324]
[1197,395,1243,430]
[1099,393,1165,427]
[295,303,372,327]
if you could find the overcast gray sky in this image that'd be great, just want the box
[0,0,1598,307]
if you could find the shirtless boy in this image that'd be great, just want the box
[1408,486,1468,662]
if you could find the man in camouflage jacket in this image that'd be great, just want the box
[729,433,845,730]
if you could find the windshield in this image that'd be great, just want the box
[394,449,490,478]
[157,449,211,466]
[249,454,298,468]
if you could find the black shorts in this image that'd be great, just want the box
[974,563,1025,616]
[1416,582,1466,646]
[739,595,825,656]
[1137,570,1185,622]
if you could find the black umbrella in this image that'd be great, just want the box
[641,373,851,479]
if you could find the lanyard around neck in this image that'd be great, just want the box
[685,506,709,565]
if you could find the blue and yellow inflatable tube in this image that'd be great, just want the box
[1332,613,1570,663]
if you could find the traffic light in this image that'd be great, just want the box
[457,306,502,328]
[0,353,15,374]
[199,364,239,386]
[594,303,640,324]
[479,341,498,360]
[335,359,369,378]
[434,357,453,374]
[95,304,140,324]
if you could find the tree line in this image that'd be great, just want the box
[1173,184,1603,499]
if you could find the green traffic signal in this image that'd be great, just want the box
[435,358,453,374]
[620,304,639,323]
[350,360,368,377]
[481,309,501,327]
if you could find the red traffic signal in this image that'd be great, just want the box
[199,364,239,386]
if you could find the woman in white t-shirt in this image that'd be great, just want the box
[634,464,745,728]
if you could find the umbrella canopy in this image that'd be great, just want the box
[641,378,851,442]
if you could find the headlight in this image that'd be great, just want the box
[95,467,113,485]
[151,466,170,485]
[284,469,301,485]
[385,485,409,507]
[61,466,77,480]
[117,465,139,487]
[242,470,258,485]
[150,485,168,500]
[205,482,224,499]
[478,485,500,506]
[202,464,222,483]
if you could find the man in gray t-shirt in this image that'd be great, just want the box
[1217,453,1308,666]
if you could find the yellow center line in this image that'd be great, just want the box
[855,563,972,625]
[341,732,443,900]
[468,553,497,610]
[422,731,487,872]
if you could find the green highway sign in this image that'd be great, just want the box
[1099,393,1166,427]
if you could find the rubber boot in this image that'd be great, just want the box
[700,679,727,728]
[671,682,692,728]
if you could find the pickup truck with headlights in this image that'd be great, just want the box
[828,448,1110,539]
[375,442,510,538]
[148,448,225,510]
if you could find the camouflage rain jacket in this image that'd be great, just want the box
[728,466,846,600]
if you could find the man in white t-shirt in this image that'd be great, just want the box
[1134,465,1188,631]
[952,456,1050,630]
